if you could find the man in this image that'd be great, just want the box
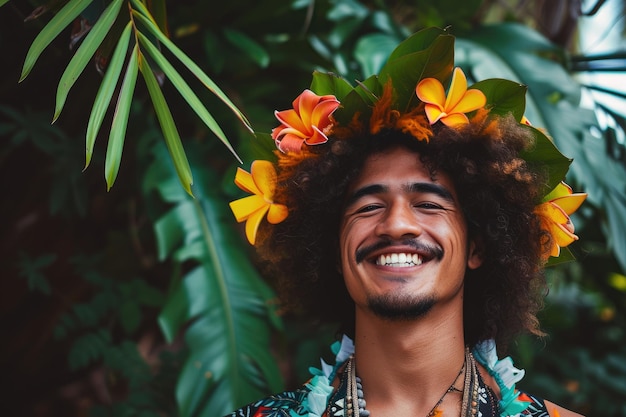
[228,28,586,417]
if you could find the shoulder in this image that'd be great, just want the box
[472,341,585,417]
[517,390,585,417]
[542,399,585,417]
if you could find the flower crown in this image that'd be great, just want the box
[229,27,586,263]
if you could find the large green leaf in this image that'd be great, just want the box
[379,32,455,110]
[20,0,94,81]
[334,88,374,126]
[471,78,526,121]
[310,71,355,100]
[520,125,572,195]
[145,143,283,415]
[384,27,447,64]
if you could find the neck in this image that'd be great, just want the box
[352,306,466,415]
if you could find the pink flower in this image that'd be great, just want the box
[271,89,340,152]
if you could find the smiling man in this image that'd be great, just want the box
[227,29,586,417]
[340,147,477,326]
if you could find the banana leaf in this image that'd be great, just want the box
[143,142,283,416]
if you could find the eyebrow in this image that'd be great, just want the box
[345,182,456,208]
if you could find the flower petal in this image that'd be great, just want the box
[310,98,340,130]
[536,201,569,223]
[233,167,262,196]
[451,88,486,114]
[536,201,569,225]
[549,241,561,257]
[274,109,308,134]
[552,193,587,215]
[275,127,308,140]
[276,133,305,152]
[304,126,330,146]
[250,160,278,200]
[423,104,445,125]
[444,67,468,110]
[267,203,288,224]
[552,222,578,246]
[536,200,579,258]
[440,113,469,127]
[270,124,286,140]
[245,204,270,245]
[296,89,321,129]
[416,78,446,108]
[229,195,266,222]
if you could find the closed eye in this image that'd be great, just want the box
[356,204,383,213]
[415,202,445,210]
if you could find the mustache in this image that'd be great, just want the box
[355,238,444,264]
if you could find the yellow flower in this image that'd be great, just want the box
[534,182,587,258]
[416,67,486,126]
[229,160,288,245]
[271,89,340,153]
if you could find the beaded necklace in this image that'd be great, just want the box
[343,348,480,417]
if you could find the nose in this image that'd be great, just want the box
[374,201,423,239]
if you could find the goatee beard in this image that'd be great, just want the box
[367,293,435,321]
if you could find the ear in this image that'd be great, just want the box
[467,237,484,270]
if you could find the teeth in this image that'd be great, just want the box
[376,253,423,267]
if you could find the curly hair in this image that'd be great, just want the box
[256,109,549,350]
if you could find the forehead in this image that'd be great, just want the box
[348,146,455,193]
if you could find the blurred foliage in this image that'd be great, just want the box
[144,139,283,414]
[2,0,625,416]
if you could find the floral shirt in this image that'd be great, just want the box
[225,375,554,417]
[226,336,559,417]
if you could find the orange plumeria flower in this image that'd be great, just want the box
[229,160,288,245]
[416,67,486,127]
[534,182,587,258]
[271,89,340,153]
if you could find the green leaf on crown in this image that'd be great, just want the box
[310,71,355,100]
[385,27,448,64]
[520,125,572,195]
[311,72,384,127]
[472,79,527,121]
[380,32,455,112]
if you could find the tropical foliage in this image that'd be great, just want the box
[2,0,625,416]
